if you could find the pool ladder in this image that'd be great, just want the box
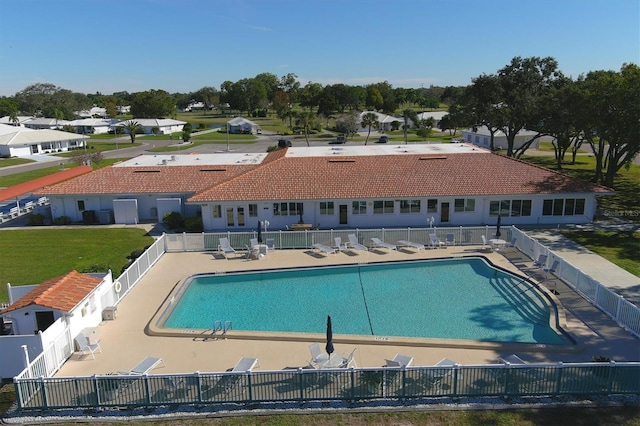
[213,320,233,335]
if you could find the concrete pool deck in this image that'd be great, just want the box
[55,244,639,378]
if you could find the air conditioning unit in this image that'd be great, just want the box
[102,306,117,321]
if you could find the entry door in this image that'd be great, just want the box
[226,207,246,227]
[339,204,348,225]
[35,311,55,332]
[440,202,450,223]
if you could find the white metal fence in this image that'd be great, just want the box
[510,227,640,338]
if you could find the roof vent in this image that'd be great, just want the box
[418,156,448,160]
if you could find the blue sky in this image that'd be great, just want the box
[0,0,638,97]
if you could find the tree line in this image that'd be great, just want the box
[0,57,637,187]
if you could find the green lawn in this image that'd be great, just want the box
[0,157,33,168]
[0,159,124,187]
[0,228,154,302]
[560,230,640,276]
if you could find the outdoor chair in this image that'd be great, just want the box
[347,234,368,252]
[334,237,348,252]
[74,333,101,360]
[396,240,425,251]
[117,356,164,375]
[370,237,397,252]
[218,237,236,259]
[429,233,445,249]
[445,233,456,246]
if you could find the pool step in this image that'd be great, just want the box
[492,277,550,326]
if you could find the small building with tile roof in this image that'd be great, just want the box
[0,270,113,337]
[34,144,612,230]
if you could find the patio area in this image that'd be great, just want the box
[54,244,639,378]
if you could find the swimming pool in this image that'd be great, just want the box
[158,257,565,345]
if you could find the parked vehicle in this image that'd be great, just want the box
[377,135,389,143]
[336,134,346,144]
[278,139,292,148]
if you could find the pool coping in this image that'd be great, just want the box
[146,255,580,353]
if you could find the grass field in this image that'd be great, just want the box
[0,228,154,302]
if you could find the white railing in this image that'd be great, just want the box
[165,226,509,252]
[510,227,640,338]
[14,327,73,381]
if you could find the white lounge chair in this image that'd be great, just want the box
[308,343,323,367]
[74,333,101,360]
[347,234,368,252]
[250,238,259,247]
[429,233,445,249]
[500,354,526,365]
[397,240,425,251]
[218,237,236,259]
[266,238,275,251]
[217,357,259,394]
[370,237,397,252]
[533,254,548,268]
[340,348,357,368]
[233,357,259,372]
[385,353,413,368]
[445,233,456,246]
[422,358,457,390]
[118,356,164,375]
[480,235,493,251]
[544,259,560,278]
[334,237,348,252]
[312,243,336,255]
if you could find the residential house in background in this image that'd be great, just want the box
[0,123,86,157]
[23,117,69,130]
[227,116,259,134]
[114,118,186,135]
[67,118,118,135]
[462,125,550,151]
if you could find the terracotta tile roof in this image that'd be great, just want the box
[0,271,102,314]
[188,150,612,202]
[0,165,92,202]
[30,147,611,203]
[35,164,257,196]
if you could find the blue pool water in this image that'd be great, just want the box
[162,258,565,344]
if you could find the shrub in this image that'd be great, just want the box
[128,248,146,260]
[185,216,203,232]
[54,216,71,225]
[81,264,111,273]
[162,211,184,230]
[29,214,46,226]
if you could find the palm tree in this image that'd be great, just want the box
[54,109,64,129]
[123,120,142,143]
[361,112,379,145]
[295,111,315,147]
[402,109,418,144]
[8,108,19,126]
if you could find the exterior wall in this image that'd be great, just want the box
[200,194,598,231]
[462,130,541,150]
[49,192,598,229]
